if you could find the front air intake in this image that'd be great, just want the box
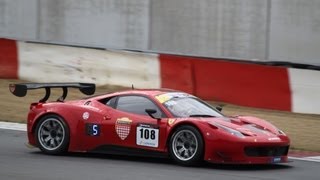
[244,146,289,157]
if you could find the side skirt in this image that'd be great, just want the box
[89,145,169,158]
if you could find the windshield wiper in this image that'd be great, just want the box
[189,114,216,118]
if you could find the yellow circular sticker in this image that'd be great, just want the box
[168,118,176,125]
[155,94,171,103]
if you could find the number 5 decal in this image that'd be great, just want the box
[92,125,99,136]
[136,124,159,148]
[85,123,100,136]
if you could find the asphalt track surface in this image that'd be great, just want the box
[1,129,319,180]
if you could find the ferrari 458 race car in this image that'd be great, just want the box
[10,83,290,166]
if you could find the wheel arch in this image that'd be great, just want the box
[166,122,205,152]
[31,109,79,152]
[31,112,69,134]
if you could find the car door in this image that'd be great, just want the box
[108,95,168,151]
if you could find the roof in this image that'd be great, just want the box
[88,88,182,100]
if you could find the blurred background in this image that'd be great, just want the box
[1,0,320,151]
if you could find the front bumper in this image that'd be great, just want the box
[204,137,290,164]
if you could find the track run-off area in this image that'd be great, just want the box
[0,122,319,180]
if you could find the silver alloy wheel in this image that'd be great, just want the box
[172,130,198,161]
[37,118,65,151]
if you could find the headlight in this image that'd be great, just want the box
[209,122,245,138]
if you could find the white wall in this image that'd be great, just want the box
[289,68,320,114]
[18,42,160,88]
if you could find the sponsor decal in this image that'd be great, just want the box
[136,124,159,148]
[155,94,171,104]
[155,92,191,104]
[82,112,90,120]
[85,123,100,136]
[115,117,132,140]
[271,157,282,163]
[167,118,176,126]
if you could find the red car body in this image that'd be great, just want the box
[11,83,290,165]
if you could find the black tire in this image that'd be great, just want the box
[35,114,70,155]
[169,125,204,166]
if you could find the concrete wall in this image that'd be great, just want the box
[269,0,320,66]
[0,0,150,49]
[0,0,320,65]
[38,0,150,49]
[0,0,37,39]
[150,0,268,60]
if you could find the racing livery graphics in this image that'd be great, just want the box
[10,83,290,166]
[115,117,132,140]
[136,124,159,148]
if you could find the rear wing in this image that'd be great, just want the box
[9,83,95,102]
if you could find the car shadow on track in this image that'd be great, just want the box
[30,150,293,171]
[200,163,293,171]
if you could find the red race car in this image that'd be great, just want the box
[10,83,290,165]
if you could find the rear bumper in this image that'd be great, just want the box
[27,120,37,147]
[27,131,37,147]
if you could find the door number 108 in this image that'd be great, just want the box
[139,128,156,140]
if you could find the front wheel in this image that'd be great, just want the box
[35,114,69,155]
[169,125,204,166]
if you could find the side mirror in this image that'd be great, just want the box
[145,109,161,120]
[216,106,223,112]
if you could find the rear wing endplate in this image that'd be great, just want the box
[9,83,95,102]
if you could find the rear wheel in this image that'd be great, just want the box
[169,125,204,166]
[35,114,69,155]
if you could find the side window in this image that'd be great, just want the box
[106,97,117,108]
[99,96,117,108]
[116,96,164,117]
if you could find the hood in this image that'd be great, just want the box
[206,116,282,137]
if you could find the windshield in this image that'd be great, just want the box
[158,94,224,118]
